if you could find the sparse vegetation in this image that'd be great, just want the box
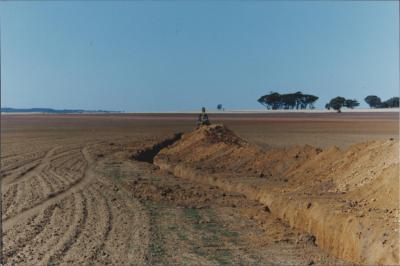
[183,208,202,221]
[182,207,240,264]
[144,202,167,263]
[109,167,124,181]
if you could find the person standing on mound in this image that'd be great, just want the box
[197,107,211,128]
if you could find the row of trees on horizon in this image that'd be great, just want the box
[326,95,399,112]
[256,92,399,112]
[257,92,319,110]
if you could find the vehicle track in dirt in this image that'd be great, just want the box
[3,146,95,230]
[2,139,150,265]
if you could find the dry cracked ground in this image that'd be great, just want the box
[1,113,398,265]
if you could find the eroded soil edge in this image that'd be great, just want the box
[152,124,399,265]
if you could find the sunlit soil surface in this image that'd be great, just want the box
[1,112,397,265]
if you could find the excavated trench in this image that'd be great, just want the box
[131,133,182,163]
[130,126,399,265]
[128,132,345,265]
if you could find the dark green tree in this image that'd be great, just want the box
[381,97,399,108]
[344,99,360,109]
[329,96,346,113]
[302,94,319,109]
[325,103,331,110]
[257,96,268,109]
[268,92,282,110]
[364,95,382,108]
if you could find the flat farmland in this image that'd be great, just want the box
[1,112,398,265]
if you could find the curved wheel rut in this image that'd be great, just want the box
[3,146,97,231]
[57,186,112,265]
[44,192,88,265]
[2,147,59,187]
[4,197,72,265]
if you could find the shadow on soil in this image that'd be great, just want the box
[131,133,182,163]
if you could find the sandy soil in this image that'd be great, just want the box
[155,124,399,265]
[1,113,398,265]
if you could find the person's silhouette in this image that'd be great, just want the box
[197,107,210,128]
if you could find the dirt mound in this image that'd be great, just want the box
[157,124,319,178]
[154,124,399,265]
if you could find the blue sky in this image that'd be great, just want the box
[0,1,398,111]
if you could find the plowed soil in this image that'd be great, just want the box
[1,112,398,265]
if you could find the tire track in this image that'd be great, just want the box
[57,185,112,265]
[42,166,78,193]
[5,194,80,265]
[35,172,54,199]
[3,146,96,231]
[48,147,81,163]
[3,203,57,263]
[16,176,46,214]
[2,146,59,186]
[46,165,74,187]
[1,159,41,180]
[49,150,81,170]
[44,192,88,266]
[87,186,113,264]
[3,142,150,265]
[62,157,82,170]
[4,180,26,219]
[1,152,45,173]
[41,167,65,192]
[94,179,150,265]
[1,183,18,218]
[37,167,57,194]
[71,158,87,172]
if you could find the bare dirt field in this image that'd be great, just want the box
[1,112,398,265]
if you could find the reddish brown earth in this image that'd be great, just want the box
[1,112,398,265]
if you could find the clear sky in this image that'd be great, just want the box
[0,1,398,112]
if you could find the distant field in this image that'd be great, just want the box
[2,111,398,148]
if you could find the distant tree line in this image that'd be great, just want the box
[0,107,121,114]
[257,92,318,110]
[364,95,399,109]
[325,95,399,113]
[257,92,399,113]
